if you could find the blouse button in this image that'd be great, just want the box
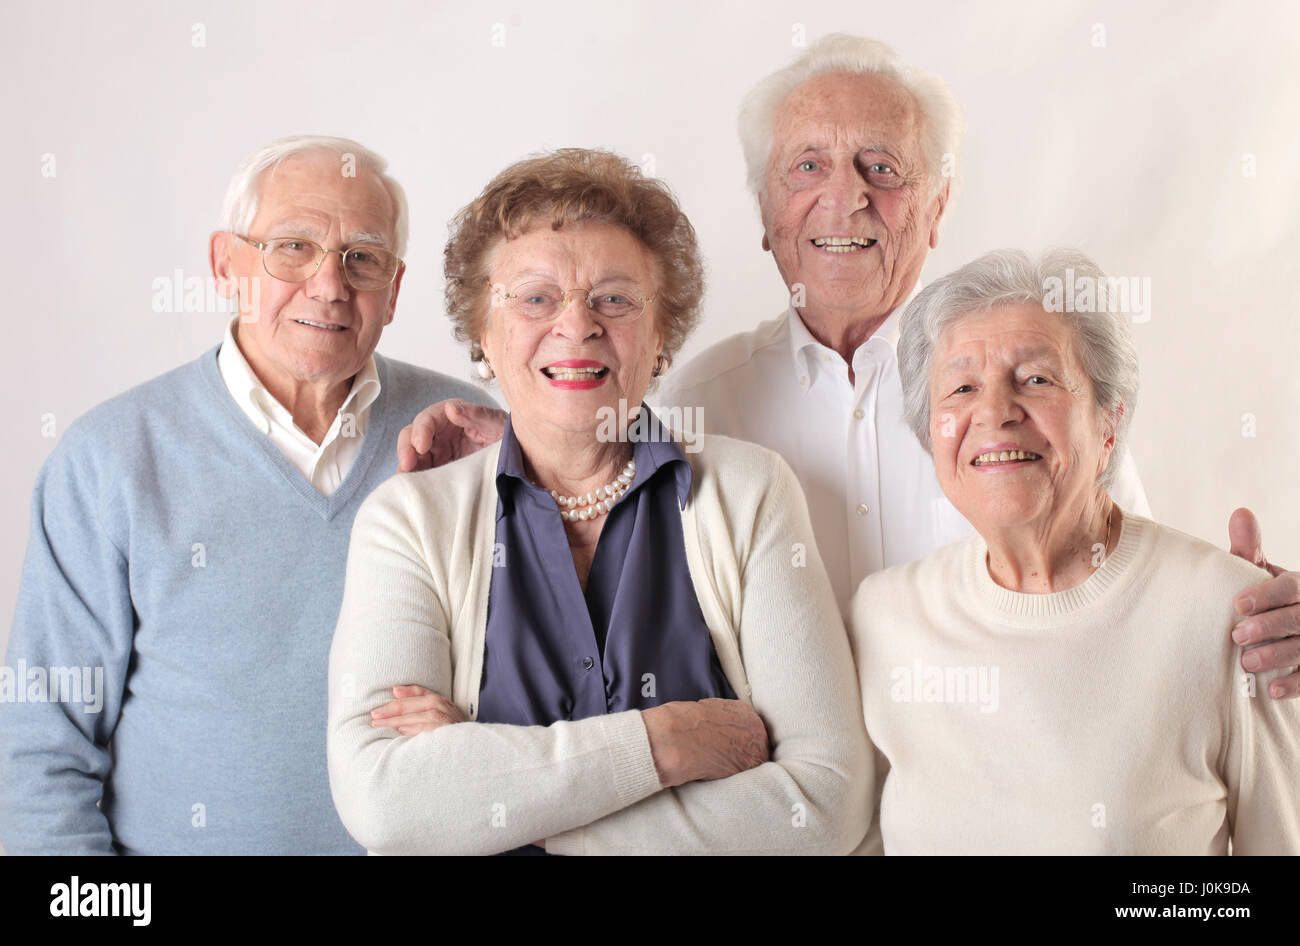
[582,656,595,670]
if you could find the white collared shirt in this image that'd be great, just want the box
[653,292,1151,614]
[216,316,381,496]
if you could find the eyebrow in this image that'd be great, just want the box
[346,231,392,248]
[264,225,391,249]
[266,224,320,239]
[505,270,642,285]
[788,140,895,156]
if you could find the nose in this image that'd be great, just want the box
[551,292,602,342]
[305,249,351,303]
[817,158,870,215]
[971,378,1025,429]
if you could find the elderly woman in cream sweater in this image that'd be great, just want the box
[327,149,870,855]
[851,248,1299,855]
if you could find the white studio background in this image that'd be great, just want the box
[2,0,1297,730]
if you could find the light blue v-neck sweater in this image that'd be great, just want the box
[0,345,494,854]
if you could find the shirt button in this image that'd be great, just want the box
[800,376,809,387]
[853,408,865,420]
[582,656,595,670]
[856,504,869,516]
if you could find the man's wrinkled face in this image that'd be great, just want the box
[219,152,403,392]
[760,70,946,319]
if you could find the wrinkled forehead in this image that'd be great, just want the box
[254,153,397,237]
[771,70,923,158]
[935,305,1081,369]
[487,219,657,283]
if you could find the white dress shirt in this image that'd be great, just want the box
[216,317,381,496]
[652,294,1151,614]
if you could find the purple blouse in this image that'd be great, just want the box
[476,407,736,729]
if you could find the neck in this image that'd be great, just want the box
[233,324,355,445]
[797,306,890,366]
[512,421,634,505]
[796,287,912,387]
[276,380,353,445]
[983,493,1119,594]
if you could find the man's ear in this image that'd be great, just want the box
[210,231,238,299]
[385,262,406,325]
[757,191,773,253]
[928,181,950,251]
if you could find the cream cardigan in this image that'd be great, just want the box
[327,433,872,855]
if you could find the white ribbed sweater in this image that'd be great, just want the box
[327,434,872,855]
[850,512,1300,855]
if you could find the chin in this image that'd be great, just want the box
[972,494,1047,529]
[292,354,353,379]
[811,280,886,309]
[539,402,610,429]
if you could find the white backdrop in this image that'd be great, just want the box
[2,0,1298,785]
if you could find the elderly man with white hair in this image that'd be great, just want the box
[0,135,494,854]
[400,33,1300,702]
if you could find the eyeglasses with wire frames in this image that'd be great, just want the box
[490,280,656,321]
[234,234,402,291]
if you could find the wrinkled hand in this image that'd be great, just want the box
[641,698,770,788]
[369,684,469,734]
[1228,508,1300,699]
[396,399,508,473]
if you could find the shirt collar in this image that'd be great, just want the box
[784,281,924,385]
[217,315,381,428]
[496,404,693,516]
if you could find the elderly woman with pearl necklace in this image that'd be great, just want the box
[326,149,871,855]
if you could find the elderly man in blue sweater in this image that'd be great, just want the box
[0,136,495,855]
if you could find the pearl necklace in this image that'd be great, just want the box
[549,459,636,522]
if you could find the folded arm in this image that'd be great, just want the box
[328,478,673,855]
[542,452,873,855]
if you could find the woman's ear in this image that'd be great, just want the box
[1098,402,1125,474]
[1105,402,1125,446]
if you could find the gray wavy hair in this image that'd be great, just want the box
[897,248,1139,490]
[737,33,966,202]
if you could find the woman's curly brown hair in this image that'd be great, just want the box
[444,148,705,372]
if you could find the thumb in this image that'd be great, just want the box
[1228,507,1269,569]
[454,402,506,445]
[443,399,483,434]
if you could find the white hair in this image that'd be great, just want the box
[897,248,1139,491]
[738,34,965,203]
[218,135,409,257]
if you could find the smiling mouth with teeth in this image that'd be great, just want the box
[972,450,1042,466]
[811,237,877,253]
[294,319,346,331]
[542,366,609,381]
